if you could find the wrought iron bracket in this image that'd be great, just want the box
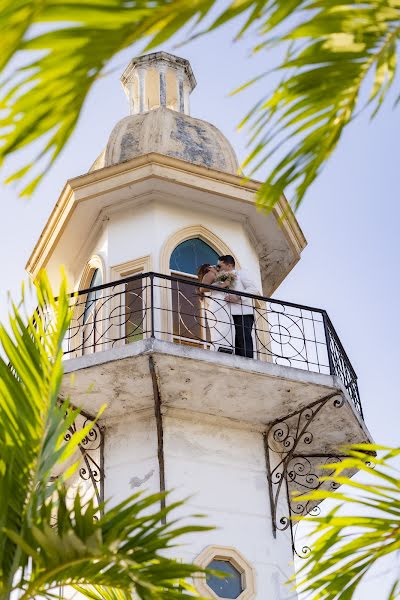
[264,392,349,558]
[64,408,105,508]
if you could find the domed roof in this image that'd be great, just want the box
[89,51,239,175]
[90,107,239,174]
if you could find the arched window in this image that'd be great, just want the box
[169,238,219,346]
[169,238,219,276]
[83,268,103,324]
[79,267,103,356]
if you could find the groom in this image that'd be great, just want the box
[217,255,260,359]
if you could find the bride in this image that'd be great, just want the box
[197,263,234,353]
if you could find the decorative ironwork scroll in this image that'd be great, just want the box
[65,276,150,359]
[264,392,349,558]
[64,409,104,508]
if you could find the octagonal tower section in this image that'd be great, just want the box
[26,52,372,600]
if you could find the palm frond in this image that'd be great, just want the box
[13,490,210,600]
[1,0,399,208]
[236,0,400,210]
[0,274,211,600]
[0,271,73,591]
[73,585,133,600]
[293,444,400,599]
[0,0,219,196]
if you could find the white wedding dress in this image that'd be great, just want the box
[203,289,234,353]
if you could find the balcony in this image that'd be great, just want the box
[60,271,371,552]
[62,271,363,419]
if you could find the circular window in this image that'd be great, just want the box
[206,559,243,599]
[195,545,255,600]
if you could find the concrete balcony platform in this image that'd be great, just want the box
[62,337,371,452]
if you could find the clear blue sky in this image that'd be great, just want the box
[0,20,398,598]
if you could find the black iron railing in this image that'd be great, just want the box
[63,272,362,417]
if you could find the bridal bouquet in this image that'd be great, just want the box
[215,270,237,287]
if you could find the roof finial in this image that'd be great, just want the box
[120,51,196,116]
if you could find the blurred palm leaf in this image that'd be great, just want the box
[293,444,400,599]
[0,0,219,196]
[234,0,400,209]
[0,272,210,600]
[1,0,399,208]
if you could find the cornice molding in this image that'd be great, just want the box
[26,152,306,279]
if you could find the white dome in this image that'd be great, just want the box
[90,107,239,174]
[90,52,239,174]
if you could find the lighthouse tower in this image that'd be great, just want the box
[26,52,372,600]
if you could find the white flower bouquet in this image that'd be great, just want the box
[215,271,237,287]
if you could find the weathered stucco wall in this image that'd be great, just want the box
[163,413,295,599]
[102,407,296,599]
[104,414,160,507]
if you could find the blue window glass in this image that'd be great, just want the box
[169,238,219,275]
[206,559,243,599]
[83,268,102,324]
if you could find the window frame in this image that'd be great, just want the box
[194,545,256,600]
[162,228,237,348]
[67,256,105,357]
[169,238,219,348]
[109,256,152,347]
[169,237,220,277]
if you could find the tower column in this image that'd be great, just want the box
[159,64,167,108]
[177,68,185,113]
[184,83,190,115]
[137,67,146,113]
[127,81,135,115]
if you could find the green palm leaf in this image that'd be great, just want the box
[0,0,216,196]
[0,272,211,600]
[293,444,400,599]
[0,0,398,208]
[235,0,400,209]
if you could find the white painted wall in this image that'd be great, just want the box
[103,410,296,599]
[72,195,263,291]
[162,414,296,599]
[104,414,160,507]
